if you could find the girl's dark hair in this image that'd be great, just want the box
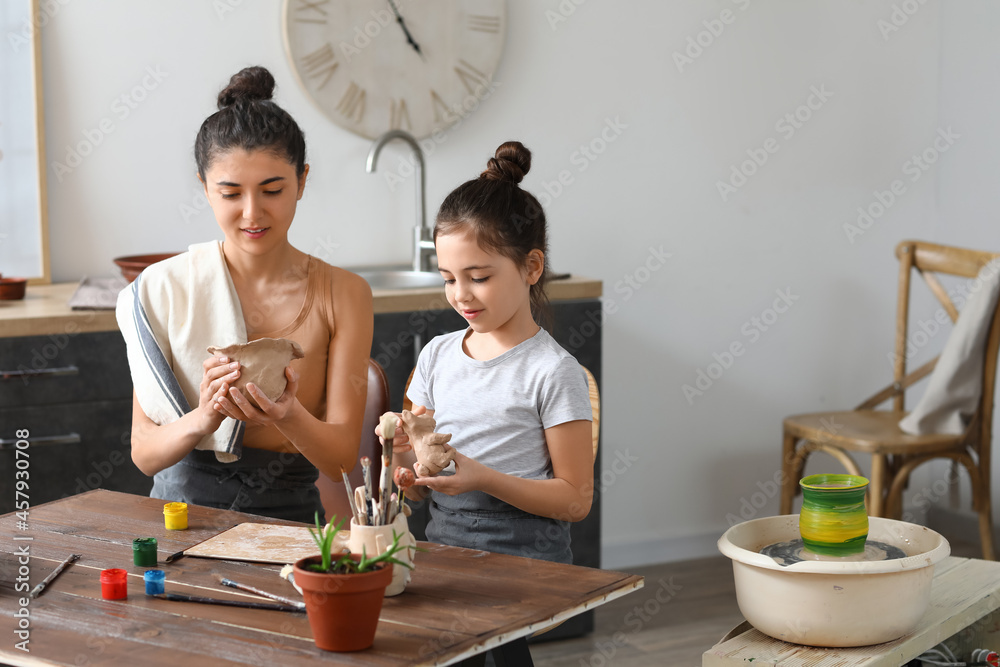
[435,141,551,328]
[194,66,306,181]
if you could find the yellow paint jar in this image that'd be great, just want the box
[163,502,188,530]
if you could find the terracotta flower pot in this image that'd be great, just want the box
[293,554,392,652]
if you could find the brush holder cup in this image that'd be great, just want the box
[348,509,416,597]
[799,474,869,557]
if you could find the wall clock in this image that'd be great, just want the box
[282,0,506,140]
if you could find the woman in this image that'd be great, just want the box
[116,66,372,522]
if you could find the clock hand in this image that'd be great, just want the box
[386,0,423,58]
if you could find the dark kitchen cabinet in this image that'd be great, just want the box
[0,331,152,513]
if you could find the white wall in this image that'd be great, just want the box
[37,1,1000,568]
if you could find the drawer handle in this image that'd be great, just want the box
[1,365,80,380]
[0,433,81,449]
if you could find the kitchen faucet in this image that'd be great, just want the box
[366,130,435,273]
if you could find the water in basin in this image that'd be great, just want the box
[760,538,907,566]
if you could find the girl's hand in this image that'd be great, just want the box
[375,404,427,454]
[216,366,300,426]
[411,449,482,496]
[200,355,242,431]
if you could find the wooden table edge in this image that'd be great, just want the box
[431,575,645,667]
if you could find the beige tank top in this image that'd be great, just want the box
[243,256,334,452]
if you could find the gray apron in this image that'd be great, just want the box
[426,489,572,564]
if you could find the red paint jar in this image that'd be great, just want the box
[100,568,128,600]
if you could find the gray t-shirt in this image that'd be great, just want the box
[407,327,592,512]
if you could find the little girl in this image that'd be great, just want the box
[387,141,594,564]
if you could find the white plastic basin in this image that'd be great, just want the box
[718,515,950,647]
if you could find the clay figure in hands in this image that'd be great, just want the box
[399,409,455,477]
[207,338,305,409]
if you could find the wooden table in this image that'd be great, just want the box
[0,490,642,666]
[703,556,1000,666]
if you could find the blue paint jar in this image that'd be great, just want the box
[144,569,165,596]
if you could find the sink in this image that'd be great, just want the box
[357,270,444,290]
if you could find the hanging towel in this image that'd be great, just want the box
[899,259,1000,435]
[115,241,246,462]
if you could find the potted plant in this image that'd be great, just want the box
[294,514,413,652]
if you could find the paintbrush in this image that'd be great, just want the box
[378,413,399,525]
[354,487,368,525]
[340,465,360,523]
[150,592,304,612]
[393,467,415,520]
[387,493,398,523]
[29,553,80,599]
[361,456,373,522]
[214,574,305,610]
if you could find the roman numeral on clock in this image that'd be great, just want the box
[430,89,454,124]
[468,14,501,33]
[389,98,412,131]
[299,43,338,89]
[338,82,367,122]
[454,59,489,95]
[293,0,329,23]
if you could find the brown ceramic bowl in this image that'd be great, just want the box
[0,277,27,300]
[113,253,179,283]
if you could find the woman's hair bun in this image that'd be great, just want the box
[481,141,531,184]
[217,66,276,109]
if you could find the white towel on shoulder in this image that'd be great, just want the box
[899,259,1000,435]
[116,240,246,462]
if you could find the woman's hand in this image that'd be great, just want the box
[411,449,484,496]
[215,366,301,426]
[199,355,243,432]
[374,405,427,454]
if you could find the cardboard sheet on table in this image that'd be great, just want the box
[183,522,349,564]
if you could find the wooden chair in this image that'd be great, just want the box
[780,240,1000,560]
[315,358,388,522]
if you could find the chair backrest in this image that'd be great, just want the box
[582,366,600,462]
[403,364,600,463]
[890,241,1000,450]
[315,358,388,522]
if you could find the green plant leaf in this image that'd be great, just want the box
[306,519,417,575]
[305,513,346,573]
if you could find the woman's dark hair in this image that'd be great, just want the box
[435,141,551,328]
[194,66,306,181]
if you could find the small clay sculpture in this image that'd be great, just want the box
[207,337,305,409]
[399,409,455,477]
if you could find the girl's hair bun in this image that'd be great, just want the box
[481,141,531,184]
[217,66,276,109]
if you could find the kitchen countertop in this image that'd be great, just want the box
[0,276,603,338]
